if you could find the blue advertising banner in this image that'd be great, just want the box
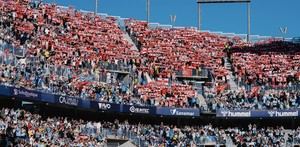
[217,109,299,118]
[12,87,40,101]
[252,109,299,117]
[40,93,55,103]
[122,105,156,115]
[156,107,200,117]
[0,85,12,96]
[3,84,300,118]
[90,101,121,112]
[80,99,91,109]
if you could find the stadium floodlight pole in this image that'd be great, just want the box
[280,27,288,41]
[197,1,201,31]
[170,15,177,28]
[95,0,98,15]
[146,0,150,23]
[197,0,251,42]
[247,2,251,43]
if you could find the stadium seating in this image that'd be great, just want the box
[227,124,287,146]
[136,78,198,107]
[230,41,300,90]
[1,0,300,147]
[125,19,233,108]
[208,88,300,110]
[1,108,298,146]
[125,19,229,84]
[202,41,300,111]
[0,0,300,111]
[0,0,206,108]
[0,0,138,104]
[0,108,224,146]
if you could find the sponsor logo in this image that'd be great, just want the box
[129,106,149,114]
[220,110,299,117]
[169,109,195,116]
[59,96,79,106]
[267,111,276,117]
[13,88,38,98]
[220,111,229,117]
[267,110,298,117]
[98,103,111,110]
[170,109,177,115]
[220,111,251,117]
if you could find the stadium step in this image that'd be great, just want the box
[104,136,135,147]
[226,135,235,147]
[119,141,137,147]
[123,33,139,51]
[224,57,238,90]
[197,94,208,110]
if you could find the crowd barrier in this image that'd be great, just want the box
[0,85,200,117]
[2,85,300,118]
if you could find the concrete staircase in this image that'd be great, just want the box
[197,94,208,110]
[123,33,139,51]
[224,57,238,90]
[119,141,136,147]
[103,136,136,147]
[224,135,235,147]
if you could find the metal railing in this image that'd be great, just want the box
[175,68,209,78]
[237,81,300,92]
[78,127,225,146]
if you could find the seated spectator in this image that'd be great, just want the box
[207,88,300,110]
[0,108,227,146]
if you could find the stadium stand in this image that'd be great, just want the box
[0,0,143,105]
[125,19,229,86]
[207,88,300,110]
[204,41,300,111]
[0,108,224,146]
[1,107,300,146]
[124,19,236,108]
[0,0,205,108]
[230,41,300,90]
[0,0,299,110]
[1,0,300,146]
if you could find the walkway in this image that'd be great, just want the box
[224,57,238,90]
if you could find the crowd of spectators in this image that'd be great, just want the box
[227,124,286,146]
[0,0,137,103]
[0,108,225,146]
[136,78,199,108]
[125,19,234,108]
[207,88,300,110]
[230,41,300,90]
[125,19,229,85]
[1,107,300,146]
[0,0,202,108]
[1,1,300,147]
[1,0,300,111]
[200,40,300,111]
[289,127,300,146]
